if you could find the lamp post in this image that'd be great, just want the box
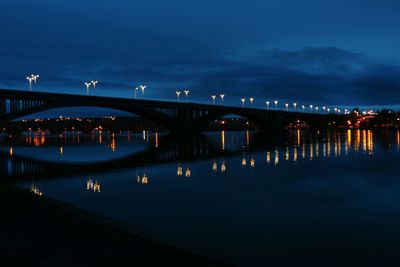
[334,107,338,114]
[220,94,225,103]
[184,90,189,100]
[315,106,319,113]
[211,95,216,105]
[176,90,181,102]
[241,98,246,108]
[134,86,139,99]
[274,100,278,109]
[84,82,91,96]
[293,102,297,111]
[309,104,313,113]
[26,76,33,92]
[140,85,146,97]
[302,105,305,112]
[249,97,254,106]
[91,80,98,96]
[327,108,330,113]
[323,106,326,113]
[285,103,289,112]
[31,74,39,85]
[266,101,270,110]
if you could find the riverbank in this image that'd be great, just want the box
[0,183,229,267]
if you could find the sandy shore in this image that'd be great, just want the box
[0,183,230,267]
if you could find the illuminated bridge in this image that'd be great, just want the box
[0,89,341,132]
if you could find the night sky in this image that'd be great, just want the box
[1,0,399,112]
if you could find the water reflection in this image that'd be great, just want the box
[30,183,43,196]
[185,167,191,178]
[137,173,149,184]
[177,165,183,176]
[2,129,399,180]
[397,130,400,150]
[221,161,226,172]
[10,129,400,266]
[86,177,101,192]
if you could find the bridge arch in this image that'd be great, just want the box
[0,102,176,132]
[198,110,287,131]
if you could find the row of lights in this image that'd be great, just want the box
[24,75,354,114]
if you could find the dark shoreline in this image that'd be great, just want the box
[0,182,230,267]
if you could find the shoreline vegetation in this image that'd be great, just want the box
[0,183,229,267]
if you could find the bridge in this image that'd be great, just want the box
[0,89,342,132]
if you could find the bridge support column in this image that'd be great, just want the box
[0,99,6,115]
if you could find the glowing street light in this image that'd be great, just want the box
[338,109,341,114]
[266,101,270,110]
[91,80,98,96]
[309,104,313,112]
[31,74,39,84]
[241,98,246,107]
[249,97,254,106]
[176,90,181,101]
[293,102,297,111]
[274,100,278,109]
[327,108,330,113]
[302,105,305,112]
[323,106,326,113]
[134,86,139,99]
[211,95,216,104]
[140,84,146,97]
[26,76,33,92]
[84,82,91,96]
[315,106,319,113]
[334,107,338,114]
[184,89,189,99]
[285,103,289,111]
[220,94,225,103]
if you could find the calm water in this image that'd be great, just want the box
[2,129,400,266]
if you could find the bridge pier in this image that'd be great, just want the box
[0,99,6,115]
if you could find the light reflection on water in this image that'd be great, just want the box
[3,129,400,266]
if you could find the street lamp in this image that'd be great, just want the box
[241,98,246,108]
[323,106,326,113]
[293,102,297,111]
[84,82,91,96]
[334,107,338,114]
[211,95,216,104]
[26,76,33,92]
[91,80,98,96]
[31,74,39,84]
[220,94,225,103]
[285,103,289,112]
[302,105,305,112]
[315,106,319,113]
[274,100,278,109]
[184,90,189,99]
[140,84,146,97]
[249,97,254,106]
[134,86,139,99]
[309,104,313,112]
[176,90,181,101]
[266,101,270,110]
[327,108,330,113]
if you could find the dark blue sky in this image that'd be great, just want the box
[0,0,399,111]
